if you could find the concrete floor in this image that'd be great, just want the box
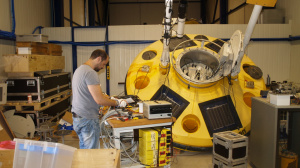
[56,130,252,168]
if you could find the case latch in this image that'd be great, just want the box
[6,81,14,86]
[27,80,36,86]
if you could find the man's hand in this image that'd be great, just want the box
[117,99,127,108]
[111,97,127,107]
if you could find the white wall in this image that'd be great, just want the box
[109,43,149,96]
[286,0,300,83]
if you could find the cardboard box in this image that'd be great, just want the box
[0,148,120,168]
[0,149,14,168]
[62,111,73,124]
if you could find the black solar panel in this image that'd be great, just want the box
[204,39,225,53]
[198,95,242,137]
[160,35,197,52]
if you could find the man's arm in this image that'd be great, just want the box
[87,84,118,106]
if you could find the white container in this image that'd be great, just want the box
[270,94,290,106]
[13,139,45,168]
[50,143,77,168]
[138,102,143,113]
[13,139,29,168]
[17,47,32,54]
[16,34,48,43]
[13,138,77,168]
[25,140,44,168]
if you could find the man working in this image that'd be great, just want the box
[71,49,126,149]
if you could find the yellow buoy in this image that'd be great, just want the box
[125,34,265,150]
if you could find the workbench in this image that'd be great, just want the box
[107,117,174,150]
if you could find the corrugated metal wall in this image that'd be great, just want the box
[287,0,300,83]
[42,27,73,81]
[290,42,300,83]
[109,44,149,96]
[14,0,51,34]
[42,23,292,95]
[247,42,290,82]
[0,0,11,32]
[43,27,108,92]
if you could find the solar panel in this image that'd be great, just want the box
[205,39,225,53]
[198,95,242,137]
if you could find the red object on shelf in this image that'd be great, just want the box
[0,140,16,150]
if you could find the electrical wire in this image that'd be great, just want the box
[99,108,155,167]
[99,108,139,156]
[32,26,44,34]
[117,91,125,96]
[230,82,237,107]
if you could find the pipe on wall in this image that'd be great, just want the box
[220,0,228,24]
[0,0,16,40]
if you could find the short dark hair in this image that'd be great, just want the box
[90,49,108,61]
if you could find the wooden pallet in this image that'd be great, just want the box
[4,89,72,111]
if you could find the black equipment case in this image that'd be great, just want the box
[6,72,71,102]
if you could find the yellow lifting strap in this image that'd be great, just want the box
[247,0,277,7]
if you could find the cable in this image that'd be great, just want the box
[117,91,125,96]
[230,81,237,107]
[99,108,139,155]
[120,142,140,163]
[32,26,44,34]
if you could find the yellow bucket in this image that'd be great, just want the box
[281,152,298,168]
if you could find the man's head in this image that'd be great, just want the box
[90,49,109,72]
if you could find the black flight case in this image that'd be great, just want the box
[6,72,71,102]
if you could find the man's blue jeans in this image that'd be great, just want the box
[72,117,100,149]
